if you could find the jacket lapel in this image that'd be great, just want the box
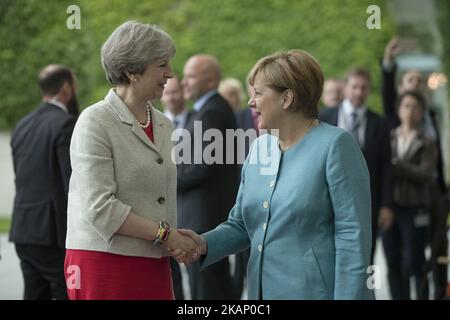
[404,132,424,160]
[149,106,165,152]
[392,127,425,161]
[363,111,376,155]
[105,89,163,154]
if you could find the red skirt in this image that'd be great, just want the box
[64,249,174,300]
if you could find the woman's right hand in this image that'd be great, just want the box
[165,229,199,264]
[178,229,207,255]
[167,229,206,266]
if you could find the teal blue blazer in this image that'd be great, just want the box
[200,122,374,299]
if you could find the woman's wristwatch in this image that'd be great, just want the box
[153,221,171,246]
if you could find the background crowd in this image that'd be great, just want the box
[1,0,449,300]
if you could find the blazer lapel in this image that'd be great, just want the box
[392,128,425,161]
[363,111,376,155]
[149,106,165,152]
[105,89,162,154]
[404,132,424,160]
[130,122,159,152]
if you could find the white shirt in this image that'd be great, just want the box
[396,128,417,159]
[48,99,68,113]
[193,90,217,112]
[164,110,188,129]
[338,99,367,147]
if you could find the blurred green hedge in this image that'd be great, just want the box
[1,0,397,129]
[437,0,450,87]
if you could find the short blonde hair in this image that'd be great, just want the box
[218,78,246,106]
[248,49,324,118]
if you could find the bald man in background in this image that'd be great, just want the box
[178,54,239,299]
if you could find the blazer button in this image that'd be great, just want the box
[157,197,165,204]
[157,158,163,164]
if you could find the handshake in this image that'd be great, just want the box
[164,229,207,266]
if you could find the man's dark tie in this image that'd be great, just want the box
[172,119,179,129]
[350,111,360,144]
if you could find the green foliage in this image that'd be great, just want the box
[0,217,11,234]
[437,0,450,86]
[436,0,450,187]
[0,0,395,129]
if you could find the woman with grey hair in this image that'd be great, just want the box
[64,21,199,299]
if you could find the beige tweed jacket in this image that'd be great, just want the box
[65,89,177,258]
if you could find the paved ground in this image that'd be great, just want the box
[0,233,393,300]
[0,132,14,218]
[0,234,23,299]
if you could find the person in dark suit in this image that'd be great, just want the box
[161,76,195,300]
[382,37,449,299]
[319,68,394,264]
[177,54,239,299]
[231,79,258,298]
[9,64,79,299]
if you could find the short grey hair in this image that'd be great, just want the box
[101,21,176,85]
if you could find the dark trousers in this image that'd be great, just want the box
[232,249,250,299]
[370,207,379,265]
[382,206,429,300]
[15,244,68,300]
[186,257,237,300]
[428,186,449,300]
[170,257,184,300]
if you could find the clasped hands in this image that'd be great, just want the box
[164,229,207,266]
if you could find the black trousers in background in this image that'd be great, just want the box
[232,249,250,299]
[428,185,449,300]
[186,257,237,300]
[170,257,184,300]
[370,207,380,265]
[14,244,68,300]
[382,206,429,300]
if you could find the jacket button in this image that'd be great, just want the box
[263,201,269,209]
[157,158,163,164]
[157,197,165,204]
